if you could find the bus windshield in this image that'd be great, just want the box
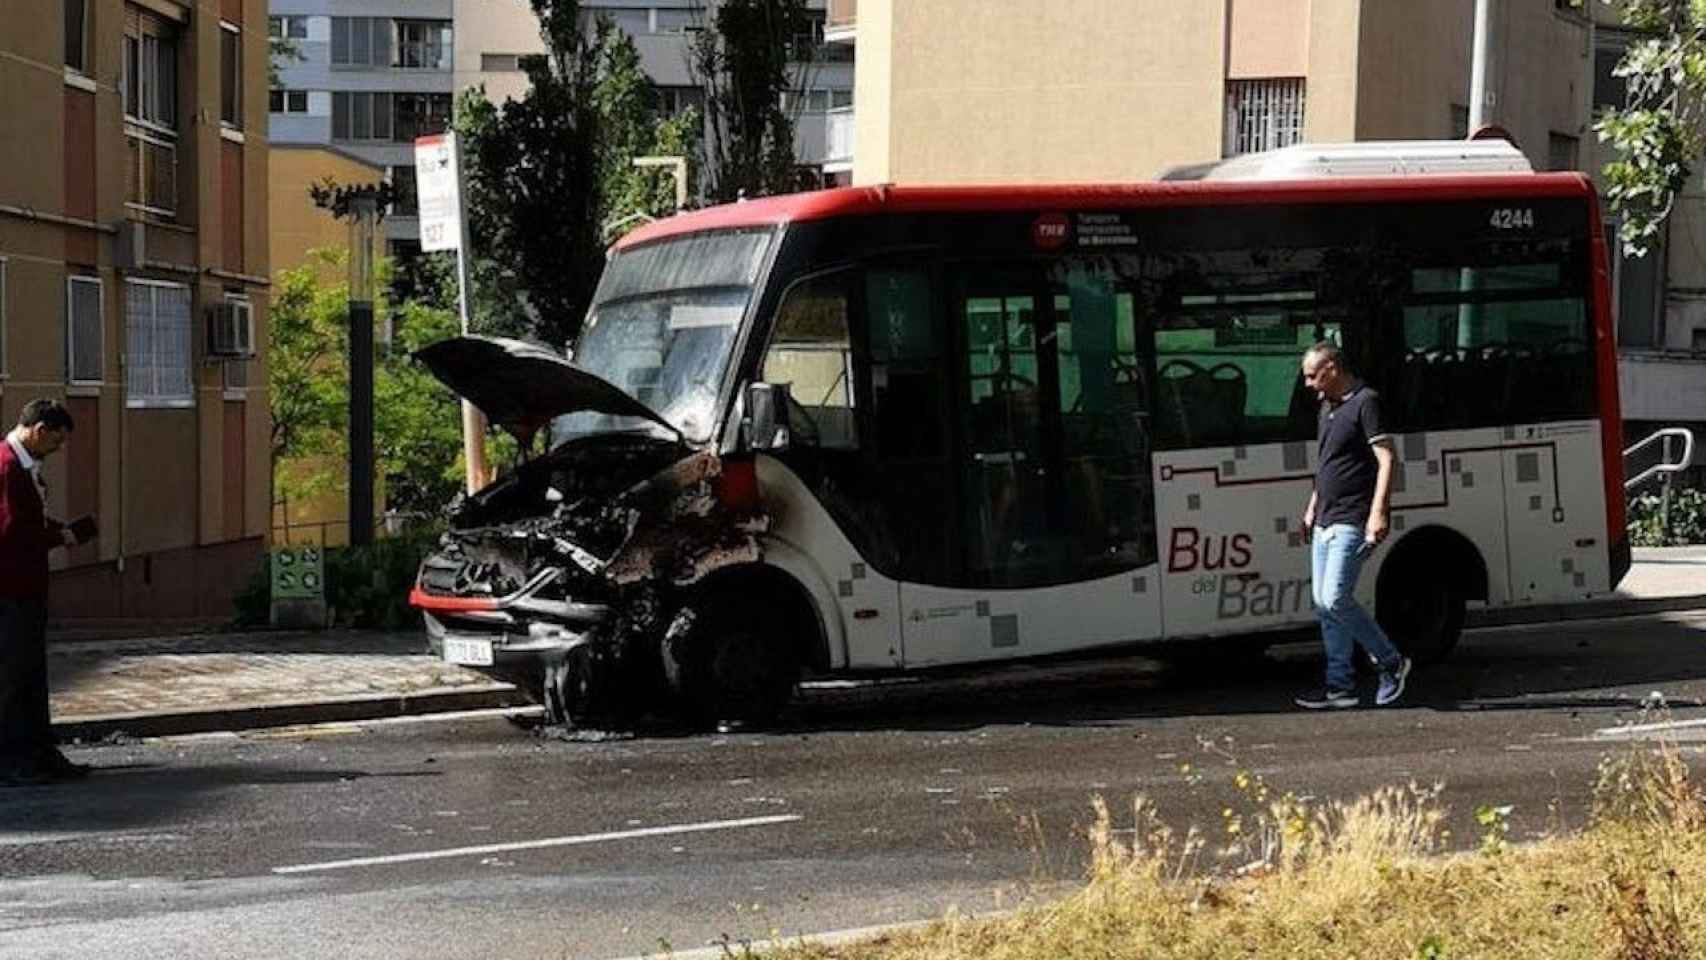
[553,228,773,446]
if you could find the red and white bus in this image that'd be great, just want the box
[411,141,1626,727]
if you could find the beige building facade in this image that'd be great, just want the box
[268,143,384,277]
[831,0,1706,436]
[0,0,271,623]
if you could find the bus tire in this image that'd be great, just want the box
[662,587,799,730]
[1376,526,1484,665]
[1377,571,1466,665]
[542,645,600,727]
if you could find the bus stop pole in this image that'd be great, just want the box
[453,139,489,494]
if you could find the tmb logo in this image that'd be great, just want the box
[1032,212,1070,250]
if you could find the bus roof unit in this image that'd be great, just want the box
[1162,140,1534,181]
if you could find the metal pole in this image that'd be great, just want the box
[348,192,377,547]
[1469,0,1498,131]
[452,135,490,493]
[1662,433,1674,541]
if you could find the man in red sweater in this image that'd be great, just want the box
[0,399,89,785]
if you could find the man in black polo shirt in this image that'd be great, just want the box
[1294,342,1411,709]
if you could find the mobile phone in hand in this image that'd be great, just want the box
[67,515,98,545]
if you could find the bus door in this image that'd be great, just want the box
[900,258,1161,668]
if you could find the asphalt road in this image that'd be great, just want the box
[3,610,1706,960]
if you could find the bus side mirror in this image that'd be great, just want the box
[744,382,791,452]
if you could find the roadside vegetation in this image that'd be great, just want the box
[735,718,1704,960]
[1629,488,1706,546]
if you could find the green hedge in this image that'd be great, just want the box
[231,526,445,630]
[1628,487,1706,546]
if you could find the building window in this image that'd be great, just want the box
[332,92,452,142]
[1450,103,1470,139]
[1594,42,1630,114]
[331,16,391,67]
[655,8,696,33]
[393,93,453,141]
[395,20,452,70]
[582,6,650,35]
[124,8,178,129]
[655,85,703,117]
[389,165,418,215]
[332,91,390,140]
[267,15,308,39]
[1548,131,1579,171]
[125,280,193,407]
[220,23,242,128]
[783,89,834,113]
[269,89,309,113]
[789,12,826,61]
[122,7,180,216]
[65,0,88,73]
[480,52,522,72]
[1224,78,1306,157]
[66,275,103,385]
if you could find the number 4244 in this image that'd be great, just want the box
[1489,207,1535,230]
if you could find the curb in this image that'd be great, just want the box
[1467,594,1706,628]
[42,596,1706,742]
[54,684,526,741]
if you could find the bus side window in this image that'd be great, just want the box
[1399,249,1593,431]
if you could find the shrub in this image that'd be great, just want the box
[323,525,445,629]
[229,524,444,630]
[1628,487,1706,546]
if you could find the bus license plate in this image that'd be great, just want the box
[442,637,494,666]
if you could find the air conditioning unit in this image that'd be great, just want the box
[207,299,255,358]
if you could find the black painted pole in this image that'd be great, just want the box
[347,193,378,547]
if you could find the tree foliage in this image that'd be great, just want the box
[1594,0,1706,254]
[690,0,813,202]
[457,0,699,348]
[269,249,515,519]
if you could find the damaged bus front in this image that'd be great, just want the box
[409,227,817,730]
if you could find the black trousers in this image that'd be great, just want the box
[0,597,51,765]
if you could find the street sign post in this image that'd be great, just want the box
[415,132,490,493]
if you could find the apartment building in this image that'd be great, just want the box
[827,0,1706,449]
[267,0,454,259]
[0,0,271,622]
[454,0,854,180]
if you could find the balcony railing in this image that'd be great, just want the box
[825,105,855,169]
[125,128,177,217]
[826,0,856,41]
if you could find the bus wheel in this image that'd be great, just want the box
[663,593,798,731]
[1379,578,1464,665]
[542,646,598,727]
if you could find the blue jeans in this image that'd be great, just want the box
[1312,523,1403,691]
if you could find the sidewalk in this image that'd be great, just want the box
[45,546,1706,740]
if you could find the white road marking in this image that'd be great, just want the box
[272,813,803,875]
[1594,716,1706,738]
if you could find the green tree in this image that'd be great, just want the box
[689,0,812,202]
[456,2,699,347]
[268,250,350,503]
[270,248,515,520]
[596,35,702,226]
[1593,0,1706,254]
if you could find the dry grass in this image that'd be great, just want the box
[724,722,1706,960]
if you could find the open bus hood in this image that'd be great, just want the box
[414,336,684,446]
